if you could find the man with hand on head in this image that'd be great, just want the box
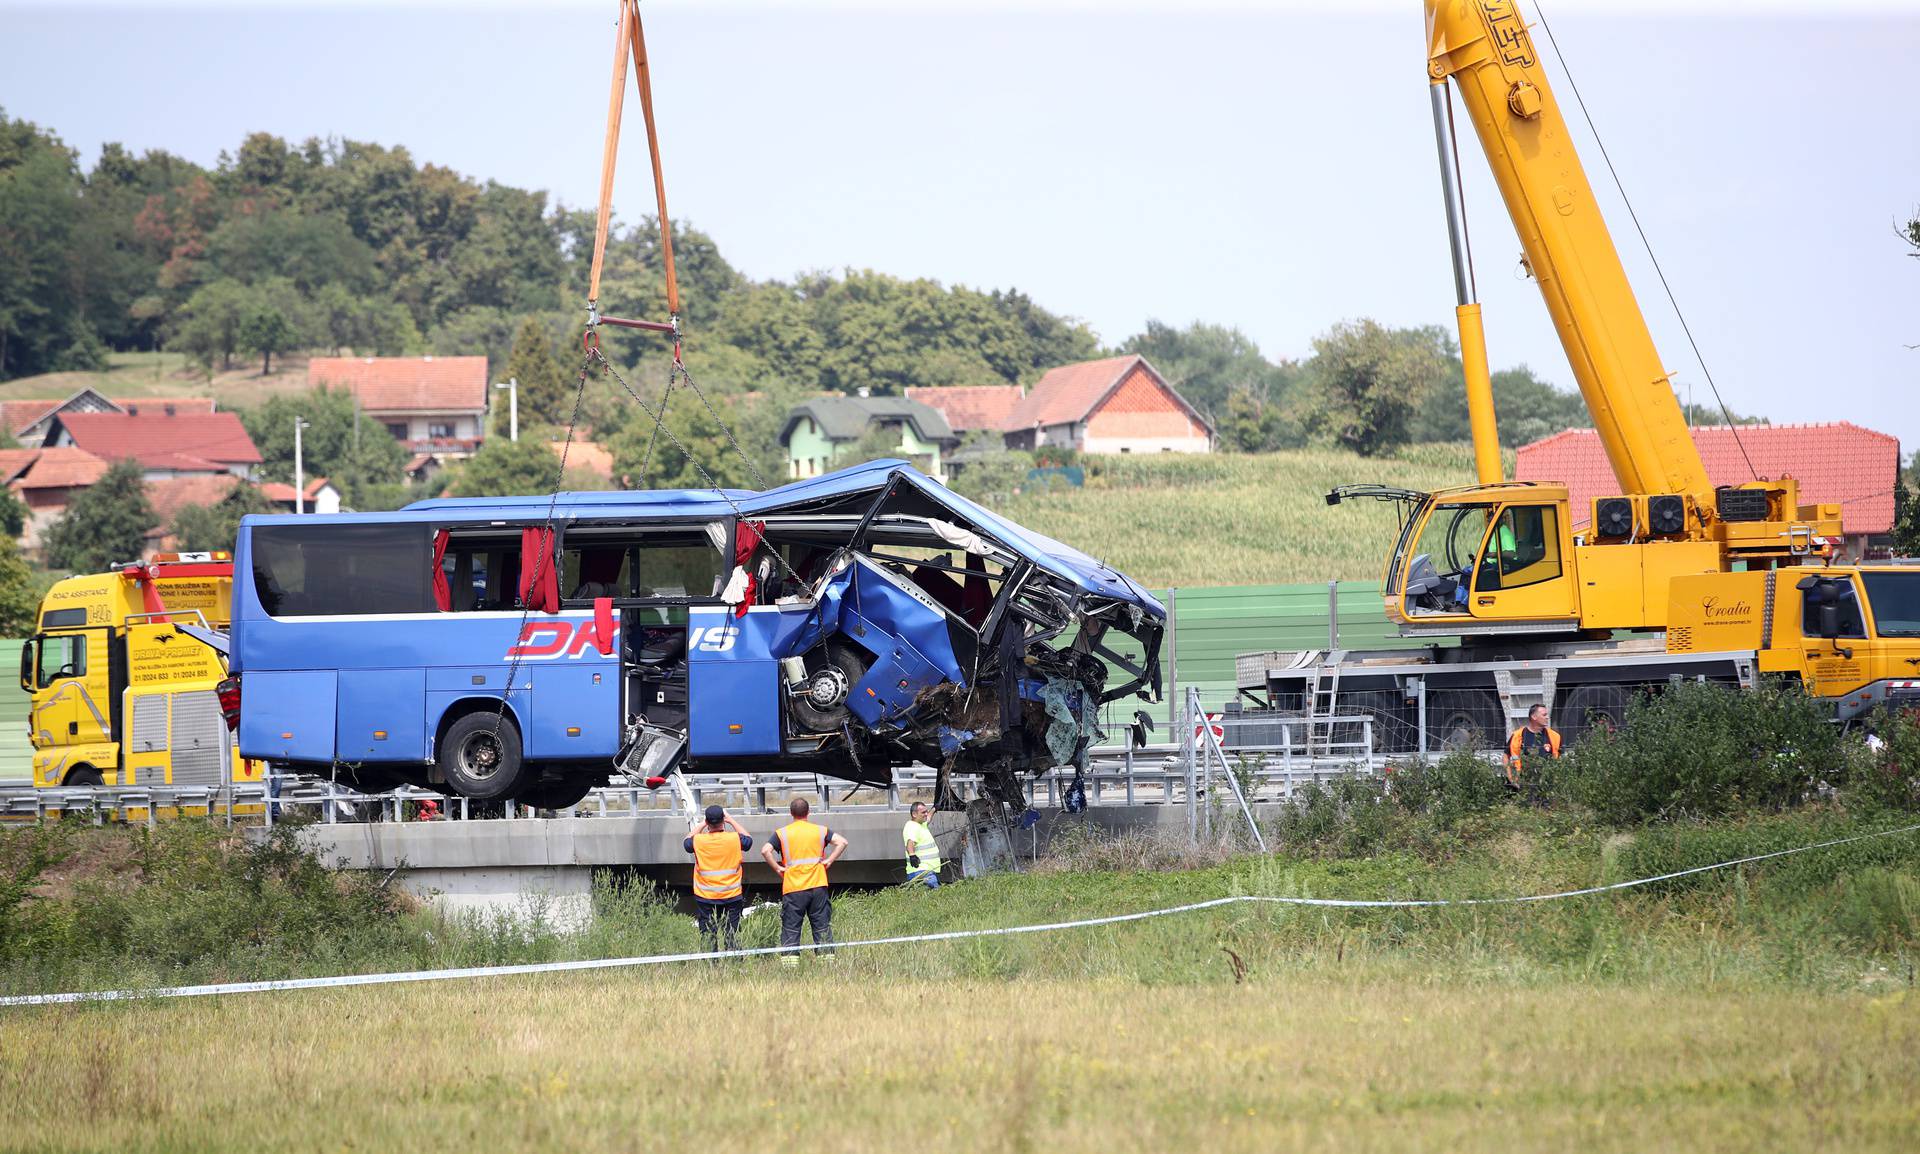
[685,805,751,952]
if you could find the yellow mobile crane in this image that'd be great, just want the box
[1238,0,1920,745]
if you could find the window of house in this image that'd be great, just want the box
[428,422,455,439]
[385,423,409,441]
[252,524,432,616]
[35,634,85,689]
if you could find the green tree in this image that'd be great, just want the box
[0,481,26,538]
[444,435,559,498]
[504,317,572,428]
[238,276,313,374]
[608,387,775,492]
[1299,320,1455,456]
[169,277,250,376]
[1895,453,1920,558]
[204,205,377,293]
[42,459,155,572]
[1410,363,1590,447]
[241,388,409,508]
[1218,385,1301,453]
[0,112,85,379]
[1121,320,1294,428]
[0,535,38,636]
[169,482,271,553]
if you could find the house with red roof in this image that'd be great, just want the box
[0,388,218,448]
[0,446,111,555]
[307,355,490,470]
[1514,421,1902,560]
[905,385,1025,437]
[46,410,262,481]
[256,476,342,516]
[1000,355,1212,455]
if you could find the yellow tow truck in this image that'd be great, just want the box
[21,553,261,810]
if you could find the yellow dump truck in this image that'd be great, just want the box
[21,553,260,802]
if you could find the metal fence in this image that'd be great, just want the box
[2,699,1400,829]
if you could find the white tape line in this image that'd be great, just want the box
[3,821,1915,1009]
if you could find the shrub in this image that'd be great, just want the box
[1851,706,1920,813]
[1274,772,1408,857]
[1,821,417,990]
[1550,679,1845,823]
[1386,750,1509,827]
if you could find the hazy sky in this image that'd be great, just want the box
[4,2,1917,450]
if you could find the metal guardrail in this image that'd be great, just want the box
[0,711,1390,827]
[0,782,270,825]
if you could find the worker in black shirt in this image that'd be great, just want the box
[685,805,752,952]
[1505,703,1562,789]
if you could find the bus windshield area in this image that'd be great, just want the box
[232,462,1166,804]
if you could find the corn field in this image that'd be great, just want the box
[977,444,1501,588]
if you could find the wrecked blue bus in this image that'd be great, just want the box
[226,461,1165,808]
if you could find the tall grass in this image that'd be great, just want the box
[5,973,1917,1154]
[5,805,1919,999]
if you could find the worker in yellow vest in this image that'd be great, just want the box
[903,801,943,889]
[760,797,848,966]
[684,805,752,952]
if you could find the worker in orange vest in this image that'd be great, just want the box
[760,796,848,966]
[1505,703,1562,788]
[685,805,752,952]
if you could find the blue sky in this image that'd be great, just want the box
[4,2,1917,450]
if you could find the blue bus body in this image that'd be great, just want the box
[229,461,1164,804]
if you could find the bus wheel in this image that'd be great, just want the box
[439,714,526,800]
[517,777,595,810]
[64,765,104,787]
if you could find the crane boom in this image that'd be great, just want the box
[1425,0,1714,512]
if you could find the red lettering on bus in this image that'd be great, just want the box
[566,621,616,658]
[507,622,570,659]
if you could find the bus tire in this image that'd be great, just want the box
[438,713,527,800]
[516,777,596,810]
[64,765,104,787]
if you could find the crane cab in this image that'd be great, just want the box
[1361,481,1583,633]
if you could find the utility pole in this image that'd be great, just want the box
[294,418,312,514]
[493,378,519,442]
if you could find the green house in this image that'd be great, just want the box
[779,394,959,483]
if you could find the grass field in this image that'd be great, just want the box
[4,974,1915,1153]
[4,811,1920,1150]
[0,350,315,413]
[983,445,1510,587]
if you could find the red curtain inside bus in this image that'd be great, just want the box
[734,519,766,618]
[431,530,452,611]
[962,551,991,627]
[519,527,558,613]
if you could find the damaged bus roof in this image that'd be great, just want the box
[395,460,1163,616]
